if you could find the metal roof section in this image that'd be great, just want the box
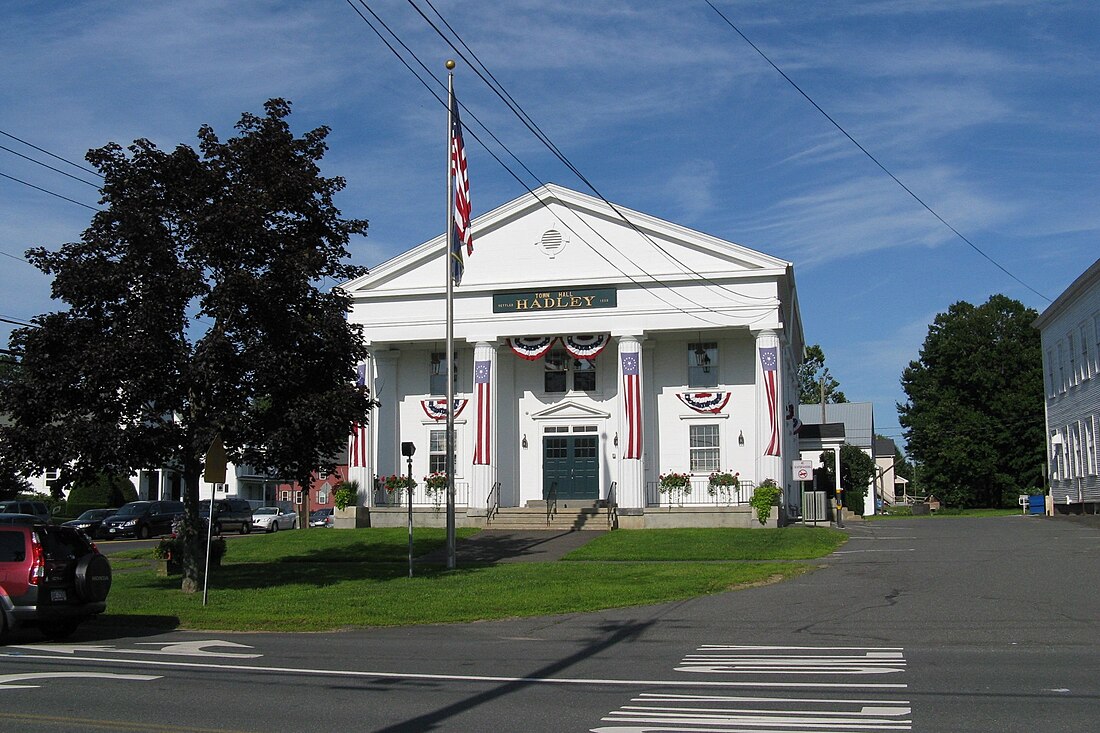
[799,402,875,449]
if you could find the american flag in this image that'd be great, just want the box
[760,347,780,456]
[355,362,367,389]
[473,360,491,465]
[622,352,642,459]
[450,93,472,285]
[349,422,369,468]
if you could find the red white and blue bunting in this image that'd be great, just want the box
[676,391,731,414]
[420,398,469,421]
[508,336,558,360]
[562,333,609,360]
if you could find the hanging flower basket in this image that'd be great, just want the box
[707,470,740,496]
[423,472,447,507]
[381,474,416,493]
[658,472,691,507]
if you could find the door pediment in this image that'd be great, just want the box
[530,400,611,421]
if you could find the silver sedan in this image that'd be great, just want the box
[251,506,298,532]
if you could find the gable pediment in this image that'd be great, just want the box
[342,184,790,296]
[529,400,611,421]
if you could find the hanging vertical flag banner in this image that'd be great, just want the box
[473,360,491,465]
[450,93,472,285]
[349,423,369,468]
[355,362,367,389]
[760,347,780,456]
[622,351,642,459]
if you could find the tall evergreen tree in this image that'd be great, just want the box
[798,344,848,405]
[0,100,371,591]
[897,294,1044,507]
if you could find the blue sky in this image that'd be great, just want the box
[2,0,1097,448]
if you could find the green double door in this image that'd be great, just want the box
[543,435,600,501]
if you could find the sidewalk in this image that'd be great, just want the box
[417,529,606,565]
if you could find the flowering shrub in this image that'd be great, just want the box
[333,480,359,510]
[423,472,447,507]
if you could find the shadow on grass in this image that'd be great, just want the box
[200,560,486,591]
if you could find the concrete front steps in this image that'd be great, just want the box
[488,501,613,531]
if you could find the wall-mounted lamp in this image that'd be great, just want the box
[738,430,745,446]
[613,432,619,447]
[521,434,528,449]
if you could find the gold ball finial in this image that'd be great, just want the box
[445,59,456,70]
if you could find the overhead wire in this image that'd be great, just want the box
[0,129,101,178]
[0,171,99,212]
[409,0,778,307]
[704,0,1051,304]
[0,143,101,188]
[347,0,745,327]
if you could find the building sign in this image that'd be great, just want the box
[493,287,616,314]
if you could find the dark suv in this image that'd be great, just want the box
[99,500,185,540]
[0,514,112,640]
[197,498,254,535]
[0,500,52,524]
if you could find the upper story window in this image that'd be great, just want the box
[1079,323,1091,381]
[430,352,458,396]
[1068,333,1078,386]
[688,342,717,388]
[1057,342,1066,393]
[543,350,597,393]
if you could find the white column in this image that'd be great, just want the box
[468,341,497,512]
[616,335,645,509]
[347,351,377,508]
[754,330,784,487]
[373,348,401,507]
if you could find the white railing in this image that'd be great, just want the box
[646,478,755,508]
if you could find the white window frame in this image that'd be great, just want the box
[541,350,598,394]
[1085,417,1096,476]
[1068,333,1078,386]
[1057,342,1066,393]
[1079,323,1091,381]
[689,423,721,473]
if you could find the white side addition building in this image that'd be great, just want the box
[340,185,805,528]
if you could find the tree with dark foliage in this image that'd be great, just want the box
[798,344,848,405]
[0,100,371,591]
[898,295,1044,508]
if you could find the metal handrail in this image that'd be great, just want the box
[546,482,558,526]
[606,481,618,529]
[486,481,501,524]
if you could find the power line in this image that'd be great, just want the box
[346,1,738,326]
[0,315,35,328]
[704,0,1051,304]
[0,170,100,211]
[0,143,101,188]
[0,129,101,178]
[409,0,776,308]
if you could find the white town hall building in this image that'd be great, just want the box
[339,184,805,528]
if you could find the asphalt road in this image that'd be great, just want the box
[2,515,1097,732]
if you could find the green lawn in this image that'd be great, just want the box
[102,527,821,632]
[563,526,847,561]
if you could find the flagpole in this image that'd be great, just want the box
[444,60,457,570]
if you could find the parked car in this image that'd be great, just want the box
[309,507,334,528]
[197,498,254,535]
[252,506,297,533]
[99,500,184,540]
[0,500,52,524]
[61,508,117,537]
[0,514,112,639]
